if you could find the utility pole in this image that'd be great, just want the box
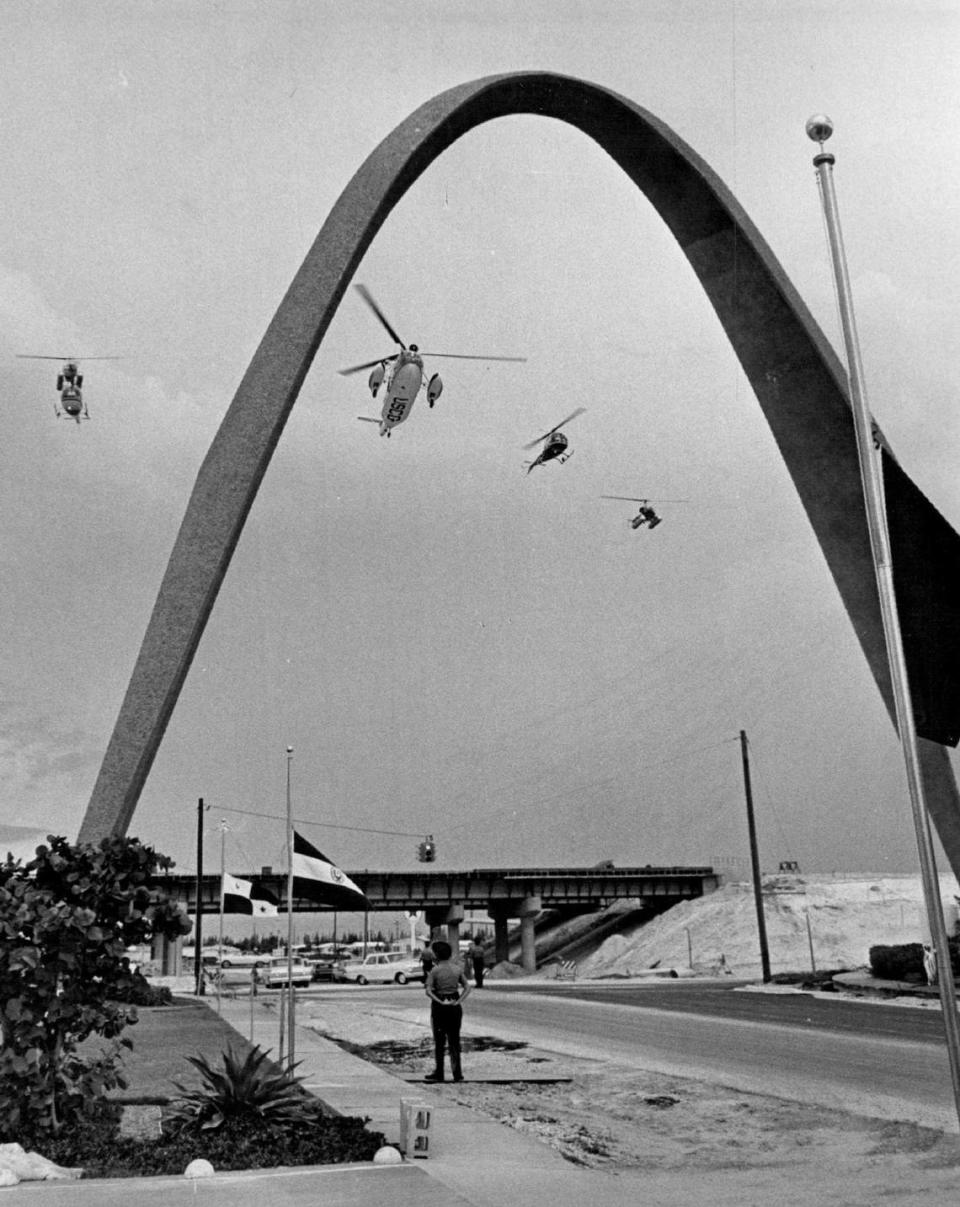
[285,746,295,1070]
[194,798,207,996]
[807,113,960,1128]
[740,730,771,983]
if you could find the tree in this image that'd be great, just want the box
[0,834,192,1138]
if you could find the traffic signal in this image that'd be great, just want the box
[417,836,436,863]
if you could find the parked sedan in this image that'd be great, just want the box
[256,956,314,988]
[334,951,424,985]
[216,951,268,970]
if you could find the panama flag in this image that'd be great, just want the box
[222,873,279,916]
[292,831,370,910]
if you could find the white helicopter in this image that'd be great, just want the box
[17,354,123,423]
[523,408,586,473]
[601,494,687,529]
[339,285,526,437]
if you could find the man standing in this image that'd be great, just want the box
[423,939,470,1083]
[466,935,486,988]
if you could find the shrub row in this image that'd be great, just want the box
[869,938,960,982]
[31,1106,385,1179]
[109,971,174,1007]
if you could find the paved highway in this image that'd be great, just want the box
[455,981,960,1132]
[491,980,950,1042]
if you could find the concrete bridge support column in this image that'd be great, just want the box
[151,931,182,976]
[425,903,464,950]
[444,902,464,951]
[490,907,511,965]
[519,896,541,974]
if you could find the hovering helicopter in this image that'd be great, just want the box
[601,495,687,529]
[522,408,586,474]
[17,355,123,423]
[339,285,526,437]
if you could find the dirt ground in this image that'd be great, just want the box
[301,995,960,1202]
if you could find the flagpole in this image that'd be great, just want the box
[194,798,207,997]
[285,746,295,1069]
[217,818,227,1014]
[807,114,960,1129]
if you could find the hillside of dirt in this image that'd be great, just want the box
[491,872,960,981]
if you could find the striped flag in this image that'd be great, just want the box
[292,831,369,910]
[222,872,279,916]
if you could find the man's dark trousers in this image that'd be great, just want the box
[430,999,463,1080]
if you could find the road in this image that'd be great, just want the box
[449,980,960,1132]
[491,979,951,1042]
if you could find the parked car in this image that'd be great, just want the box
[257,956,314,988]
[334,951,424,985]
[301,951,339,982]
[217,951,268,970]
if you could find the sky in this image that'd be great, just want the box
[2,0,960,889]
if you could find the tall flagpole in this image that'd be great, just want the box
[807,114,960,1128]
[285,746,295,1069]
[194,798,207,997]
[217,817,227,1014]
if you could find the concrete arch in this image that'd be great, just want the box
[79,72,960,873]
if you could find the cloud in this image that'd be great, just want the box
[0,696,96,841]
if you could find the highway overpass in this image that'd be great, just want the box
[158,864,720,970]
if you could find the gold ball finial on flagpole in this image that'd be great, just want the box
[806,114,834,152]
[805,114,833,143]
[807,115,835,165]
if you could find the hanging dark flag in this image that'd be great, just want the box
[883,451,960,747]
[292,831,369,910]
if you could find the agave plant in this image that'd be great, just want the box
[165,1044,319,1133]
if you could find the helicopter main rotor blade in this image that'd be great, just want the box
[355,285,405,349]
[16,355,126,361]
[338,354,398,376]
[523,406,586,449]
[419,353,527,362]
[600,495,690,502]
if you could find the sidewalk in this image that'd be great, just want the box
[12,979,959,1206]
[12,994,644,1207]
[217,994,642,1207]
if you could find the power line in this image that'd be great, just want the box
[206,802,426,839]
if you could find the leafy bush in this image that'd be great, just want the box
[869,943,926,982]
[0,834,191,1138]
[110,972,174,1007]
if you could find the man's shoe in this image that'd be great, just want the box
[452,1075,464,1083]
[423,1073,444,1083]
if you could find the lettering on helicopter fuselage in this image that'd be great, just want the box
[387,400,407,422]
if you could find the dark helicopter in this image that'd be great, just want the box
[522,408,586,473]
